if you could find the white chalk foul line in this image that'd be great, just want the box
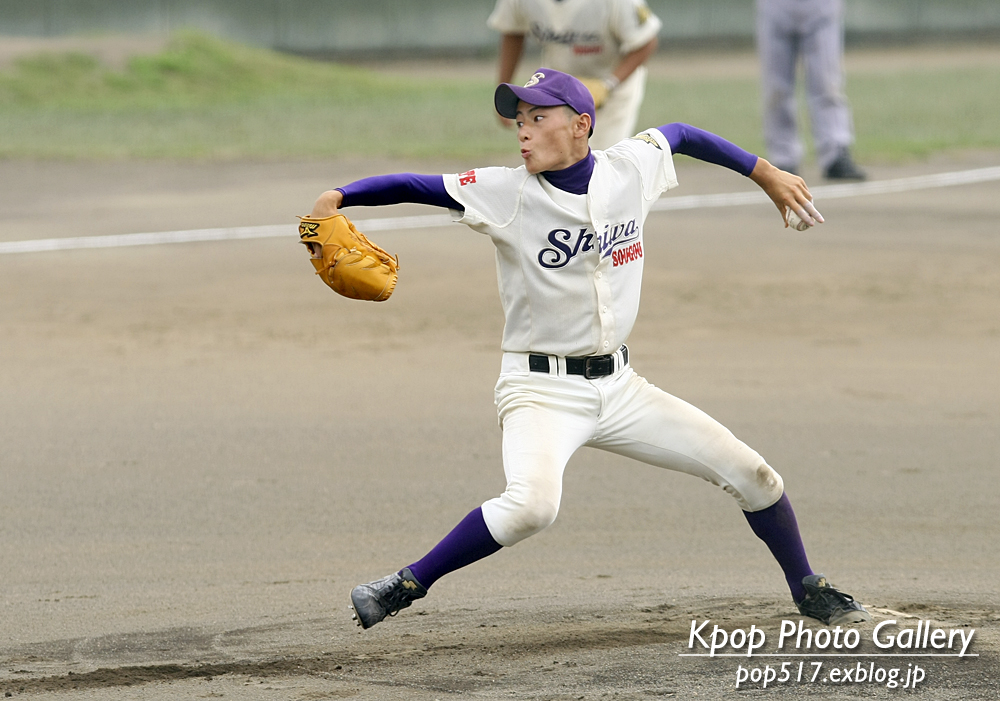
[0,214,454,255]
[2,166,998,256]
[651,164,1000,212]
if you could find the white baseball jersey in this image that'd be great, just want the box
[442,128,677,358]
[488,0,662,79]
[488,0,662,150]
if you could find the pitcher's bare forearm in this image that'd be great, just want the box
[750,158,823,226]
[310,190,343,218]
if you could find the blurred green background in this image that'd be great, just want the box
[1,31,998,161]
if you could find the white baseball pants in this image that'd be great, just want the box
[481,352,784,547]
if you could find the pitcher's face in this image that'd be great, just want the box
[515,101,588,174]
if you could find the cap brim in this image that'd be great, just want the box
[494,84,569,119]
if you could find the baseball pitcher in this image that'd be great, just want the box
[301,68,870,631]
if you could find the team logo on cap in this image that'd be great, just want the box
[524,72,545,87]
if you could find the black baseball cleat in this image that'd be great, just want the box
[796,574,872,626]
[824,149,867,181]
[350,567,427,629]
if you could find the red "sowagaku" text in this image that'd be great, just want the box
[612,241,642,267]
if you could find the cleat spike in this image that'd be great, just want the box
[796,574,872,626]
[349,568,427,630]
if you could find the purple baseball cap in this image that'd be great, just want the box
[495,68,596,135]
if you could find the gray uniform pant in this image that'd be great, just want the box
[756,0,855,171]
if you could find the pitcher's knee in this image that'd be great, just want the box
[481,489,560,546]
[729,463,784,512]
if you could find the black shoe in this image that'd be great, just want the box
[796,574,872,626]
[350,567,427,629]
[824,149,867,181]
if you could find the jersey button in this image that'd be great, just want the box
[602,306,608,313]
[603,341,610,348]
[596,272,603,279]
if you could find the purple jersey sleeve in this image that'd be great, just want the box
[657,123,758,177]
[335,173,463,211]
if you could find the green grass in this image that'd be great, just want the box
[1,31,999,161]
[641,67,1000,163]
[850,68,1000,159]
[0,32,512,160]
[639,76,766,155]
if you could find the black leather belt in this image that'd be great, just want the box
[528,345,628,379]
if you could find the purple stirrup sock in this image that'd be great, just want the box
[743,492,814,602]
[407,507,503,589]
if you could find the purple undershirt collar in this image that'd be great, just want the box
[541,149,594,195]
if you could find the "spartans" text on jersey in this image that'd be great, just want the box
[537,219,639,269]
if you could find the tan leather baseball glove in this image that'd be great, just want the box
[298,213,399,301]
[578,77,613,109]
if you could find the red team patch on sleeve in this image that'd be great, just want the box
[612,241,643,267]
[458,170,477,186]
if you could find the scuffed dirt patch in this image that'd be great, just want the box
[3,598,996,699]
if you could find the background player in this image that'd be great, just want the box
[756,0,866,180]
[489,0,661,150]
[308,69,871,631]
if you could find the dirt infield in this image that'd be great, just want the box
[1,152,998,699]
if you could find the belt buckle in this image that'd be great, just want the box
[584,355,611,379]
